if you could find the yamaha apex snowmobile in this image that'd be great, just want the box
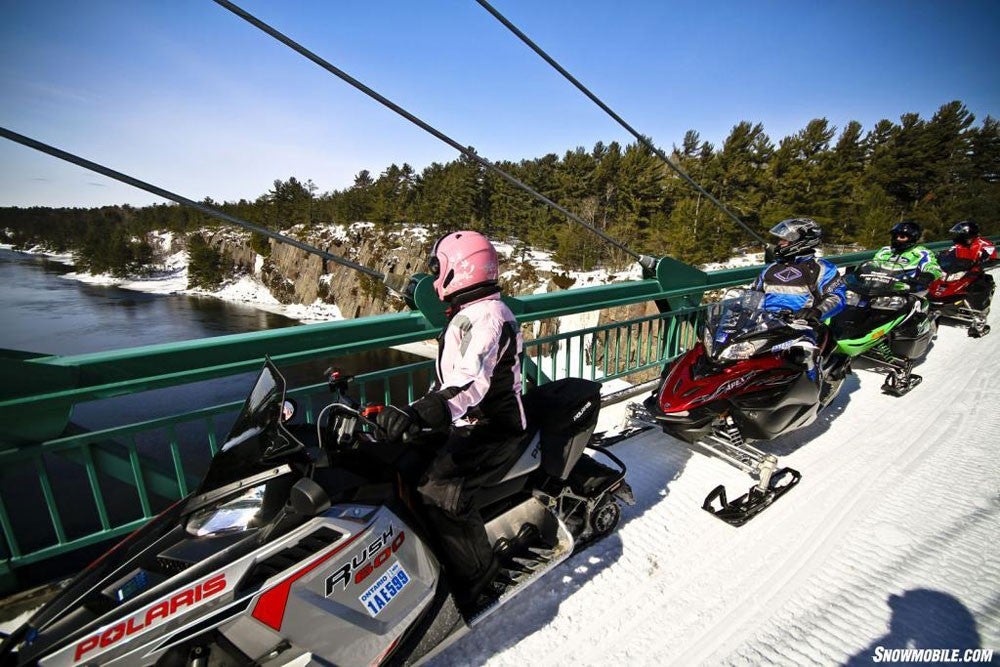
[0,360,633,667]
[627,289,850,527]
[830,261,938,396]
[928,250,996,338]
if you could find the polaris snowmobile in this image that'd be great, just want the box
[927,250,996,338]
[0,360,633,666]
[829,261,938,396]
[627,288,850,527]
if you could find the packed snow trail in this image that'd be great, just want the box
[430,304,1000,666]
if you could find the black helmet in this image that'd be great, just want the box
[768,217,822,260]
[949,220,979,245]
[890,220,922,253]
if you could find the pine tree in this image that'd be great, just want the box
[766,118,836,227]
[707,122,774,257]
[825,121,867,243]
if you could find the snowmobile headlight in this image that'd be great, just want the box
[845,291,861,306]
[186,484,266,537]
[870,295,907,310]
[718,341,761,360]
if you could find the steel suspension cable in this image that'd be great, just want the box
[475,0,768,247]
[0,126,385,279]
[212,0,647,264]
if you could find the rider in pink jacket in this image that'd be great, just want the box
[377,230,525,613]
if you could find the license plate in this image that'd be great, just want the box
[358,561,410,617]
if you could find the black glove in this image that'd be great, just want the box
[794,307,823,324]
[377,405,421,442]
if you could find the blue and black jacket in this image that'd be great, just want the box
[751,253,847,320]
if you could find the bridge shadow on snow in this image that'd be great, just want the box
[846,588,988,666]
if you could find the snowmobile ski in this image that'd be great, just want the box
[590,425,653,448]
[881,366,923,396]
[969,323,990,338]
[702,466,802,527]
[628,399,803,527]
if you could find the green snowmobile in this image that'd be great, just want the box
[828,260,938,396]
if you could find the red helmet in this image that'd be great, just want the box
[429,231,499,301]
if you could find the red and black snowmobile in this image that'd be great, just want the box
[928,249,996,338]
[628,289,850,526]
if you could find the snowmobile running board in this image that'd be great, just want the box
[468,498,575,626]
[702,466,802,527]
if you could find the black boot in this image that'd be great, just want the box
[454,554,502,617]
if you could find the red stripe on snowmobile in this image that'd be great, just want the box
[251,528,368,631]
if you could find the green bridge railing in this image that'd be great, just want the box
[0,245,953,592]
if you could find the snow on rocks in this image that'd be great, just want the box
[12,226,653,326]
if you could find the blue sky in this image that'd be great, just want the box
[1,0,998,208]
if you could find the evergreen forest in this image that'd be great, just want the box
[2,101,997,273]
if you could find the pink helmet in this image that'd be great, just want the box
[429,230,499,301]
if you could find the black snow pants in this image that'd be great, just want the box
[417,424,525,591]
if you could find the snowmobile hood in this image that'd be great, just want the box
[0,361,308,665]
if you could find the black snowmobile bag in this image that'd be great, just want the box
[523,378,601,480]
[890,328,932,359]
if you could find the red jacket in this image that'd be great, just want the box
[952,237,997,265]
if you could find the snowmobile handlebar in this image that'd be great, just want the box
[316,400,433,450]
[315,401,384,451]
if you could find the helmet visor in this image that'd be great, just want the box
[769,220,800,242]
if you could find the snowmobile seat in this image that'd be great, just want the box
[524,377,602,480]
[474,378,602,509]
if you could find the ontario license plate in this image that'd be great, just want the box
[359,561,410,617]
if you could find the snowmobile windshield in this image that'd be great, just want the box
[702,289,790,359]
[847,262,910,297]
[197,360,299,493]
[937,250,974,274]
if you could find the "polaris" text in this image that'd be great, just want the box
[74,573,227,662]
